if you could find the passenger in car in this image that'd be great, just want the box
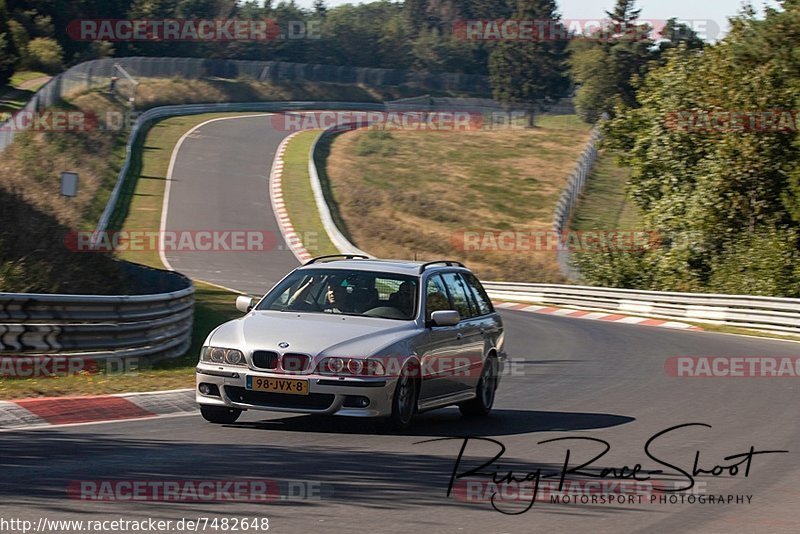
[349,286,379,312]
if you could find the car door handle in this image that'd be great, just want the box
[456,333,463,340]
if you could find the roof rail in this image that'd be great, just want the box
[304,254,370,266]
[419,260,466,274]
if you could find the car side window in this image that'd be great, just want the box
[463,273,493,316]
[425,275,451,321]
[441,272,474,319]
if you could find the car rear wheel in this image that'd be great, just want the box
[459,356,497,417]
[200,405,242,424]
[389,365,418,429]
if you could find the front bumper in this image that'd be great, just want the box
[196,364,397,417]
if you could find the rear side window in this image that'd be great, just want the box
[441,272,474,319]
[463,273,493,316]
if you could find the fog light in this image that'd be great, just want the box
[198,383,220,396]
[343,395,370,408]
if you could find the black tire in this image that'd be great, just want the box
[459,356,498,417]
[389,364,418,429]
[200,405,242,424]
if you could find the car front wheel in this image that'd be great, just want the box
[389,365,418,429]
[459,356,497,417]
[200,405,242,424]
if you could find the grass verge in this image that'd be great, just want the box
[280,130,339,257]
[10,71,50,89]
[569,149,641,232]
[0,71,50,114]
[322,115,593,282]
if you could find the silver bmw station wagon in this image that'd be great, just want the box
[196,255,506,429]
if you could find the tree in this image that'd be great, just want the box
[8,0,132,66]
[26,37,64,73]
[0,0,17,85]
[656,18,705,58]
[412,26,485,74]
[488,0,571,125]
[569,0,654,121]
[578,2,800,296]
[605,0,641,31]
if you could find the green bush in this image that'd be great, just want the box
[25,37,63,73]
[709,227,800,297]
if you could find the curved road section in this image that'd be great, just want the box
[162,114,299,294]
[2,113,799,533]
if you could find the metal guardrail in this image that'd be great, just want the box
[309,124,375,258]
[483,282,800,335]
[0,263,194,359]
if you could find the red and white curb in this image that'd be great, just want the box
[493,301,702,331]
[270,131,314,264]
[0,389,196,431]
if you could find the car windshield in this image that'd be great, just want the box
[256,269,418,321]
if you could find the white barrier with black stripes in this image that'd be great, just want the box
[0,263,193,360]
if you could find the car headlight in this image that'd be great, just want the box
[201,347,246,367]
[318,358,385,376]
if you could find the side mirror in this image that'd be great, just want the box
[236,296,255,314]
[430,310,461,327]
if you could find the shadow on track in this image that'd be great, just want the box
[233,408,635,437]
[0,415,635,517]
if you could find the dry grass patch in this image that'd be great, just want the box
[133,77,468,109]
[0,92,136,294]
[325,118,592,281]
[0,92,127,231]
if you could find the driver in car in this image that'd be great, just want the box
[323,281,353,314]
[287,275,351,313]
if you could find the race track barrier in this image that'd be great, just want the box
[482,282,800,335]
[0,262,193,359]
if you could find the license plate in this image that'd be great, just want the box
[247,376,309,396]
